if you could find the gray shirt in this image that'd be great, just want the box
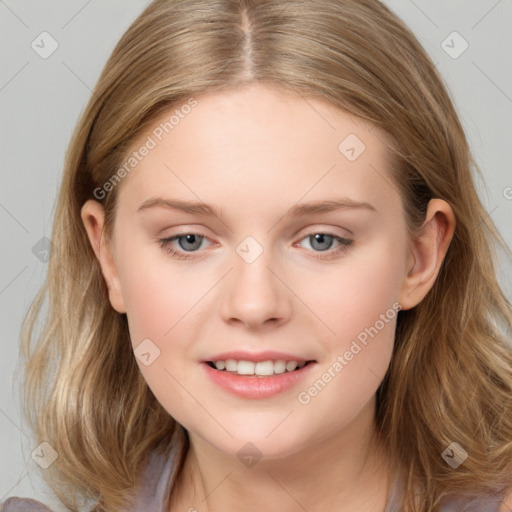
[0,447,504,511]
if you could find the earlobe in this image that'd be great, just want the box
[398,199,456,310]
[80,200,127,314]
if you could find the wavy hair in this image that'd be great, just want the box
[19,0,512,510]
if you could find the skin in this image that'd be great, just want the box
[81,83,455,511]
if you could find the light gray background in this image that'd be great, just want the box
[1,0,511,507]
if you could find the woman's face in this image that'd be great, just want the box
[85,83,421,459]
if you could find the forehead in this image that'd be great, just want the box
[114,84,400,219]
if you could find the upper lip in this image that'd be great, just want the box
[202,350,315,363]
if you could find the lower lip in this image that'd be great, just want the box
[202,361,317,399]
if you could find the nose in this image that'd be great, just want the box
[220,244,292,330]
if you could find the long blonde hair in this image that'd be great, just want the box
[20,0,512,510]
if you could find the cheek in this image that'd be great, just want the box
[302,240,403,340]
[116,243,201,344]
[116,250,204,407]
[300,241,404,397]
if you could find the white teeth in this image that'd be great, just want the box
[213,359,308,376]
[237,360,255,375]
[286,361,298,372]
[255,361,275,375]
[225,359,237,371]
[271,360,286,374]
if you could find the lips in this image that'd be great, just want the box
[202,358,317,399]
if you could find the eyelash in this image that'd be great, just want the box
[157,231,353,261]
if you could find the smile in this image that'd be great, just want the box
[202,360,317,399]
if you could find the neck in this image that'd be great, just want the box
[170,397,395,512]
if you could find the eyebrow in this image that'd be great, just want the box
[137,197,377,218]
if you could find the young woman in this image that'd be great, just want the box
[3,0,511,511]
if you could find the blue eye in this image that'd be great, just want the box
[158,233,209,260]
[303,233,351,252]
[158,232,353,261]
[295,233,353,260]
[172,234,203,251]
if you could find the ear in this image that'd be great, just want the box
[398,198,456,310]
[80,199,126,314]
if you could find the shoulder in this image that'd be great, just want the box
[440,492,511,512]
[1,497,53,511]
[387,474,511,512]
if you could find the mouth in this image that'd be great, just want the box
[204,359,317,377]
[202,358,318,399]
